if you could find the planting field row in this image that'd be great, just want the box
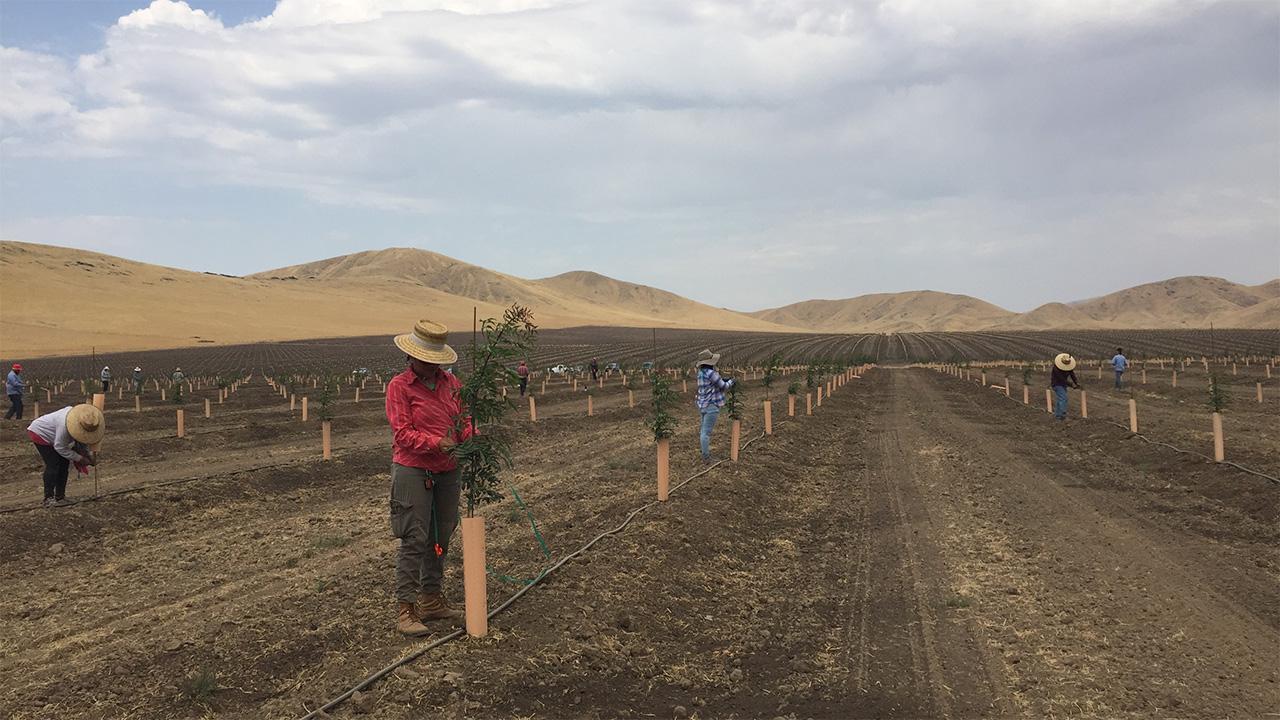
[1,365,1275,719]
[6,327,1276,380]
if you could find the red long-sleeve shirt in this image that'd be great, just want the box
[385,368,473,471]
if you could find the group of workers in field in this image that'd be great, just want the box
[15,317,1114,633]
[7,363,190,507]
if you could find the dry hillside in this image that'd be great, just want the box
[750,291,1015,333]
[988,302,1106,330]
[1069,276,1278,328]
[0,242,796,357]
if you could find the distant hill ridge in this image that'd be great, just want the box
[1,241,1275,357]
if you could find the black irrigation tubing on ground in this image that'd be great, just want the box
[1097,420,1280,485]
[297,428,776,720]
[934,368,1280,487]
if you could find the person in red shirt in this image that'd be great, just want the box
[386,320,474,637]
[516,360,530,397]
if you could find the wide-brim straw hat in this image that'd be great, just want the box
[1054,353,1077,372]
[695,349,721,367]
[66,404,105,445]
[395,320,459,365]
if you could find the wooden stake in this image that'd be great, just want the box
[322,420,332,460]
[177,409,185,438]
[656,438,670,502]
[816,386,824,407]
[290,394,296,411]
[302,397,308,422]
[134,396,140,413]
[1080,391,1088,419]
[628,390,635,408]
[355,388,360,403]
[730,419,741,462]
[806,393,813,416]
[92,393,105,412]
[587,395,593,416]
[204,398,211,418]
[528,396,537,422]
[682,380,688,393]
[1172,371,1178,387]
[763,400,773,435]
[462,516,487,637]
[1128,399,1138,433]
[34,401,40,417]
[1257,383,1263,403]
[161,389,166,401]
[1023,386,1029,404]
[1045,388,1052,413]
[1211,412,1224,462]
[788,394,795,417]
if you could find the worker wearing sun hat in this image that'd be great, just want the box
[5,363,24,420]
[26,404,104,507]
[1049,353,1081,421]
[385,319,474,636]
[695,349,735,462]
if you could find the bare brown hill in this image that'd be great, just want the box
[750,291,1015,333]
[988,302,1106,330]
[0,242,795,357]
[1068,276,1279,328]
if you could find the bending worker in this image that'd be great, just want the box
[27,403,104,507]
[385,320,473,637]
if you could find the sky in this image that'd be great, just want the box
[1,0,1277,313]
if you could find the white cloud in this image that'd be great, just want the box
[0,0,1274,310]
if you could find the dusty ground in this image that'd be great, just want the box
[0,367,1276,719]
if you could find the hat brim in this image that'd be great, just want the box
[395,334,458,365]
[1054,355,1077,372]
[695,353,721,367]
[66,405,105,445]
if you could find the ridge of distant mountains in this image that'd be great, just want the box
[1,241,1275,357]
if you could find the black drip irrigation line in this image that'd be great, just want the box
[297,430,773,720]
[931,367,1280,486]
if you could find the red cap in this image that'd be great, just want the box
[11,364,20,371]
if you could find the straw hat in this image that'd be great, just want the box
[695,349,721,367]
[395,320,459,365]
[1054,353,1077,372]
[66,404,106,445]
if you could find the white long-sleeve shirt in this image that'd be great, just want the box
[27,406,89,463]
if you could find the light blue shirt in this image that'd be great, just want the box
[1112,354,1128,372]
[5,370,23,396]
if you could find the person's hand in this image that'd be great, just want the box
[438,436,457,451]
[86,452,99,466]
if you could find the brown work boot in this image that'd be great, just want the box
[396,601,431,637]
[416,591,463,622]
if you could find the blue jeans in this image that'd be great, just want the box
[1053,385,1069,420]
[699,407,720,460]
[1114,371,1124,389]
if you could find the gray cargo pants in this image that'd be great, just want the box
[390,463,460,603]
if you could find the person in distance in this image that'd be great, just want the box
[1111,347,1128,389]
[516,360,530,397]
[5,363,24,420]
[1050,353,1081,421]
[26,403,104,507]
[695,349,735,462]
[385,320,474,637]
[100,365,112,393]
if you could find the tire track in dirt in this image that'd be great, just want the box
[893,368,1280,717]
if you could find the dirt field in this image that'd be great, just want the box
[0,364,1276,719]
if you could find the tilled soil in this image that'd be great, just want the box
[1,368,1276,719]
